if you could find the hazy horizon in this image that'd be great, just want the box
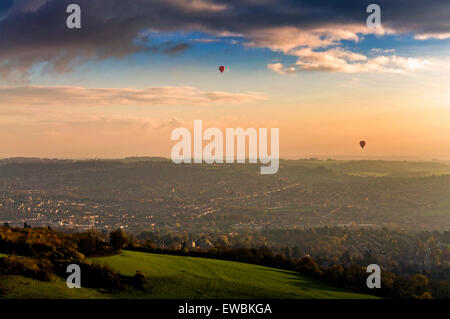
[2,154,450,162]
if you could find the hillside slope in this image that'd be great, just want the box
[0,250,378,299]
[89,250,377,299]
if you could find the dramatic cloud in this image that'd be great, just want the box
[245,25,386,53]
[268,48,432,74]
[0,0,448,79]
[414,33,450,40]
[0,85,266,107]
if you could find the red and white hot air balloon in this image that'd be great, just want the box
[219,65,225,73]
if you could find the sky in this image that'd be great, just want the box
[0,0,449,160]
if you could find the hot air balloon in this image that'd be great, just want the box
[359,141,366,149]
[219,65,225,73]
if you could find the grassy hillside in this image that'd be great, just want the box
[0,275,107,299]
[88,250,377,299]
[0,250,377,299]
[0,251,375,299]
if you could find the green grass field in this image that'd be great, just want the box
[0,250,377,299]
[0,275,107,299]
[0,253,106,298]
[89,250,377,299]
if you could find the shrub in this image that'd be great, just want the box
[0,256,54,282]
[0,283,6,297]
[132,270,147,290]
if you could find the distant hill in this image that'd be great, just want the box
[284,159,450,177]
[123,157,170,162]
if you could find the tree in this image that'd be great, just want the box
[109,229,129,252]
[143,240,157,251]
[297,256,321,277]
[362,250,378,265]
[409,274,429,296]
[76,230,107,256]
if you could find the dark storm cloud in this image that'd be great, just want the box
[0,0,13,11]
[0,0,13,17]
[221,0,450,35]
[0,0,448,80]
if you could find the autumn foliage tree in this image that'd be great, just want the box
[109,229,129,252]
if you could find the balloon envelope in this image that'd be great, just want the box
[219,65,225,73]
[359,141,366,149]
